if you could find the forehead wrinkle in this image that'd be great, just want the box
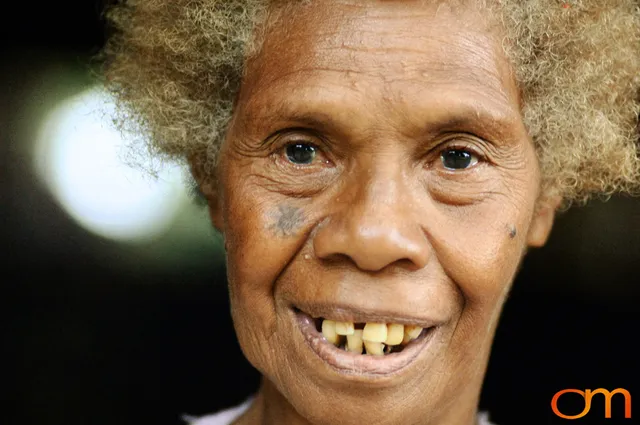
[254,0,512,89]
[247,59,513,118]
[300,16,511,99]
[277,46,508,100]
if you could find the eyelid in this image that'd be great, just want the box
[278,136,326,159]
[436,135,490,162]
[269,127,326,148]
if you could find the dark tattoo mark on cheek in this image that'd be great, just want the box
[508,225,517,239]
[269,205,305,237]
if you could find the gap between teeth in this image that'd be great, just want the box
[320,319,423,355]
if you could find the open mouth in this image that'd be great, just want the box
[293,306,437,375]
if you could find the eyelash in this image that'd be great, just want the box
[436,141,486,161]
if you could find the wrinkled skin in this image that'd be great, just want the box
[196,1,558,425]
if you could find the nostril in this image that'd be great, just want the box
[392,258,424,272]
[316,252,351,265]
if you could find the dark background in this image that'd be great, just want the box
[2,2,638,425]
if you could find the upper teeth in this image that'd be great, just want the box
[321,320,341,345]
[321,319,423,355]
[362,323,387,342]
[385,323,405,345]
[335,321,355,335]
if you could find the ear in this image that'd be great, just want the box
[526,195,562,248]
[188,155,224,233]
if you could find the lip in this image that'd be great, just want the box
[294,302,444,329]
[294,307,439,376]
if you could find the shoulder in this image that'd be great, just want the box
[183,398,254,425]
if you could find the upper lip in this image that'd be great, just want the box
[293,302,445,328]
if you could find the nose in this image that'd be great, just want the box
[313,170,431,272]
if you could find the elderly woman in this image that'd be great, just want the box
[102,1,640,424]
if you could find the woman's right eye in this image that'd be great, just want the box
[285,143,318,165]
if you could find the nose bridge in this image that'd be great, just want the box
[357,165,407,223]
[313,162,430,271]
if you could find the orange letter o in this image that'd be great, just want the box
[551,389,592,420]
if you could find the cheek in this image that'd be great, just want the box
[430,198,533,305]
[434,158,539,303]
[224,197,309,298]
[424,197,534,373]
[221,167,315,366]
[223,198,284,372]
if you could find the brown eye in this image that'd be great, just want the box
[285,143,317,165]
[440,149,479,170]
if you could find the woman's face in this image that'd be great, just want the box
[210,1,556,424]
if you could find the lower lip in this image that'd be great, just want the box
[295,310,436,376]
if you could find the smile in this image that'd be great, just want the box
[293,306,439,376]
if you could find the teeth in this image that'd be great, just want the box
[362,323,387,343]
[385,323,404,345]
[346,329,364,354]
[402,325,423,344]
[321,320,340,345]
[321,318,424,353]
[406,325,423,339]
[364,341,385,356]
[335,321,355,336]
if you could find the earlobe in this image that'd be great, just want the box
[526,195,562,247]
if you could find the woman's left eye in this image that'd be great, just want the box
[285,143,318,165]
[440,149,479,170]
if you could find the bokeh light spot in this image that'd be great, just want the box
[35,86,188,242]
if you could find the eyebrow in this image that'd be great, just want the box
[248,96,522,147]
[420,110,522,145]
[249,105,355,143]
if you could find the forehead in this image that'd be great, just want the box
[238,0,520,132]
